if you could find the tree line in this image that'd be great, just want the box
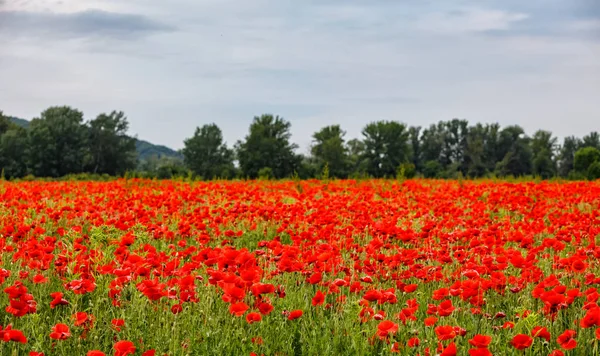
[1,106,599,180]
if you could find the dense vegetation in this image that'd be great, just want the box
[0,179,599,355]
[1,107,599,180]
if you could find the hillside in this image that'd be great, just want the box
[8,117,182,161]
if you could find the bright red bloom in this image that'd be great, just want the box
[407,337,420,347]
[581,307,600,328]
[229,302,249,317]
[376,320,398,339]
[288,310,303,320]
[111,319,125,332]
[511,334,533,350]
[531,326,551,341]
[556,330,577,350]
[440,342,457,356]
[435,325,457,341]
[49,323,71,340]
[49,292,69,308]
[468,348,492,356]
[246,312,262,324]
[438,300,455,317]
[114,340,136,356]
[0,324,28,344]
[312,290,326,306]
[87,351,106,356]
[468,334,491,348]
[424,316,438,326]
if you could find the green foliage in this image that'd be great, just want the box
[558,136,581,177]
[574,146,600,173]
[28,106,90,177]
[0,126,29,179]
[396,162,416,179]
[361,120,410,178]
[494,126,533,177]
[530,130,557,179]
[423,160,442,178]
[87,111,137,175]
[236,114,301,179]
[2,107,600,181]
[182,123,235,179]
[258,167,273,180]
[311,125,349,178]
[588,161,600,180]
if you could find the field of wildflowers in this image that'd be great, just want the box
[0,179,599,355]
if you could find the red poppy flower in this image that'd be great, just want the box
[376,320,398,339]
[468,348,492,356]
[229,302,249,317]
[405,337,419,347]
[511,334,533,350]
[435,325,457,341]
[531,326,551,341]
[246,312,262,324]
[312,290,325,306]
[556,330,577,350]
[0,325,27,344]
[438,300,455,317]
[49,292,69,309]
[114,340,136,356]
[468,334,491,348]
[288,310,303,320]
[424,316,438,326]
[49,324,71,340]
[111,319,125,332]
[87,351,106,356]
[440,342,457,356]
[581,307,600,328]
[403,284,418,293]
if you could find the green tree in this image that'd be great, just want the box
[183,123,235,179]
[408,126,422,172]
[588,161,600,180]
[311,125,349,178]
[28,106,90,177]
[346,138,367,176]
[557,136,582,177]
[464,124,487,177]
[361,121,410,178]
[574,147,600,174]
[0,126,29,179]
[440,119,469,174]
[236,114,300,179]
[494,125,532,177]
[582,132,600,150]
[420,123,444,167]
[87,111,137,176]
[530,130,557,179]
[482,123,502,173]
[0,111,16,135]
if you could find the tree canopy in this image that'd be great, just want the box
[2,106,599,180]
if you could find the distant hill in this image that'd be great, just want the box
[136,139,183,161]
[8,117,182,161]
[8,117,30,129]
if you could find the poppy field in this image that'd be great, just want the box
[1,179,600,355]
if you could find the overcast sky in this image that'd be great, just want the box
[1,0,599,152]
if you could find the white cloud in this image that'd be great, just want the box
[417,8,529,34]
[0,0,599,150]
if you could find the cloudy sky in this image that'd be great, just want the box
[1,0,599,152]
